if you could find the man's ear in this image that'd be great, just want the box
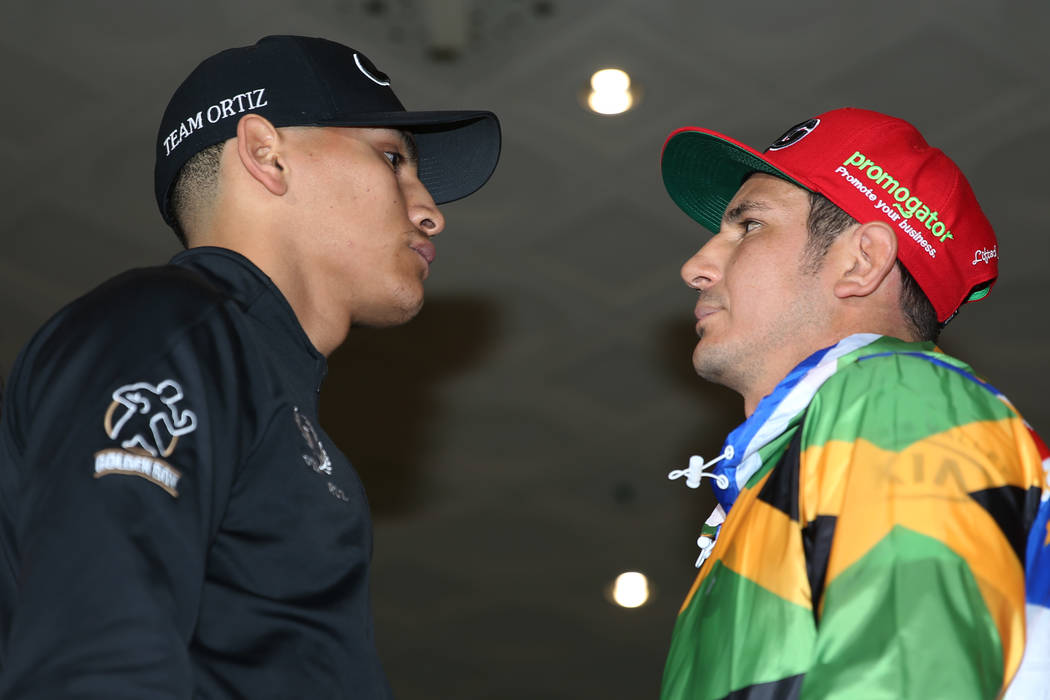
[832,220,899,300]
[235,114,287,196]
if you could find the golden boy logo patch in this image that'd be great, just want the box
[93,379,198,497]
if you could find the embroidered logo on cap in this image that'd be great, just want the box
[767,118,820,151]
[354,53,391,86]
[972,246,998,265]
[94,379,197,498]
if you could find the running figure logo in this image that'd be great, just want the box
[104,379,198,458]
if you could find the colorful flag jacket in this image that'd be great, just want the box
[662,334,1050,699]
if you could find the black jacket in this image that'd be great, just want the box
[0,247,391,698]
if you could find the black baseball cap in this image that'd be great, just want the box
[155,35,501,227]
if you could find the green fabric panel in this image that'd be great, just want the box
[744,426,799,489]
[661,562,816,700]
[807,338,1014,452]
[802,526,1002,699]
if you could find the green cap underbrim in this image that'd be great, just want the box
[967,286,991,302]
[661,130,806,233]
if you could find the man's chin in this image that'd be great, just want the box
[691,340,726,382]
[352,297,424,329]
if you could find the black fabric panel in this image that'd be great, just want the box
[1023,484,1043,535]
[968,485,1031,565]
[756,426,803,521]
[722,673,804,700]
[802,514,837,624]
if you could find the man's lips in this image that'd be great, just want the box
[411,241,436,265]
[694,304,720,322]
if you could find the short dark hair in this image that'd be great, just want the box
[168,142,225,247]
[804,190,940,343]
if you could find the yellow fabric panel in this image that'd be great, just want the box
[679,471,774,613]
[799,441,849,524]
[718,499,810,609]
[802,416,1044,525]
[679,469,811,612]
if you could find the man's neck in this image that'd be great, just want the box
[188,229,348,358]
[740,329,917,417]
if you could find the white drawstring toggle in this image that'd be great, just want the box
[695,535,716,567]
[668,445,734,489]
[694,505,727,568]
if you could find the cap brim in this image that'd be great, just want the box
[661,127,805,233]
[305,109,501,205]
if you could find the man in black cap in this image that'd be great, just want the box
[0,35,500,697]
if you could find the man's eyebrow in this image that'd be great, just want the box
[723,200,770,224]
[399,130,419,164]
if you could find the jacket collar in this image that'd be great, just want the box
[169,246,328,393]
[711,333,885,511]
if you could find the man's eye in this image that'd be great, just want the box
[742,220,761,233]
[384,151,404,169]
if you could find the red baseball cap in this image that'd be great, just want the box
[661,107,998,323]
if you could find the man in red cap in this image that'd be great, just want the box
[660,108,1049,699]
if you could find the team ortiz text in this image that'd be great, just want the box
[162,88,269,156]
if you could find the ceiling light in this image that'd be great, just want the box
[586,68,635,116]
[591,68,630,93]
[611,571,650,608]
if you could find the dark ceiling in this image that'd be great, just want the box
[3,1,1050,697]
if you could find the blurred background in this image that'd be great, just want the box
[3,1,1049,697]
